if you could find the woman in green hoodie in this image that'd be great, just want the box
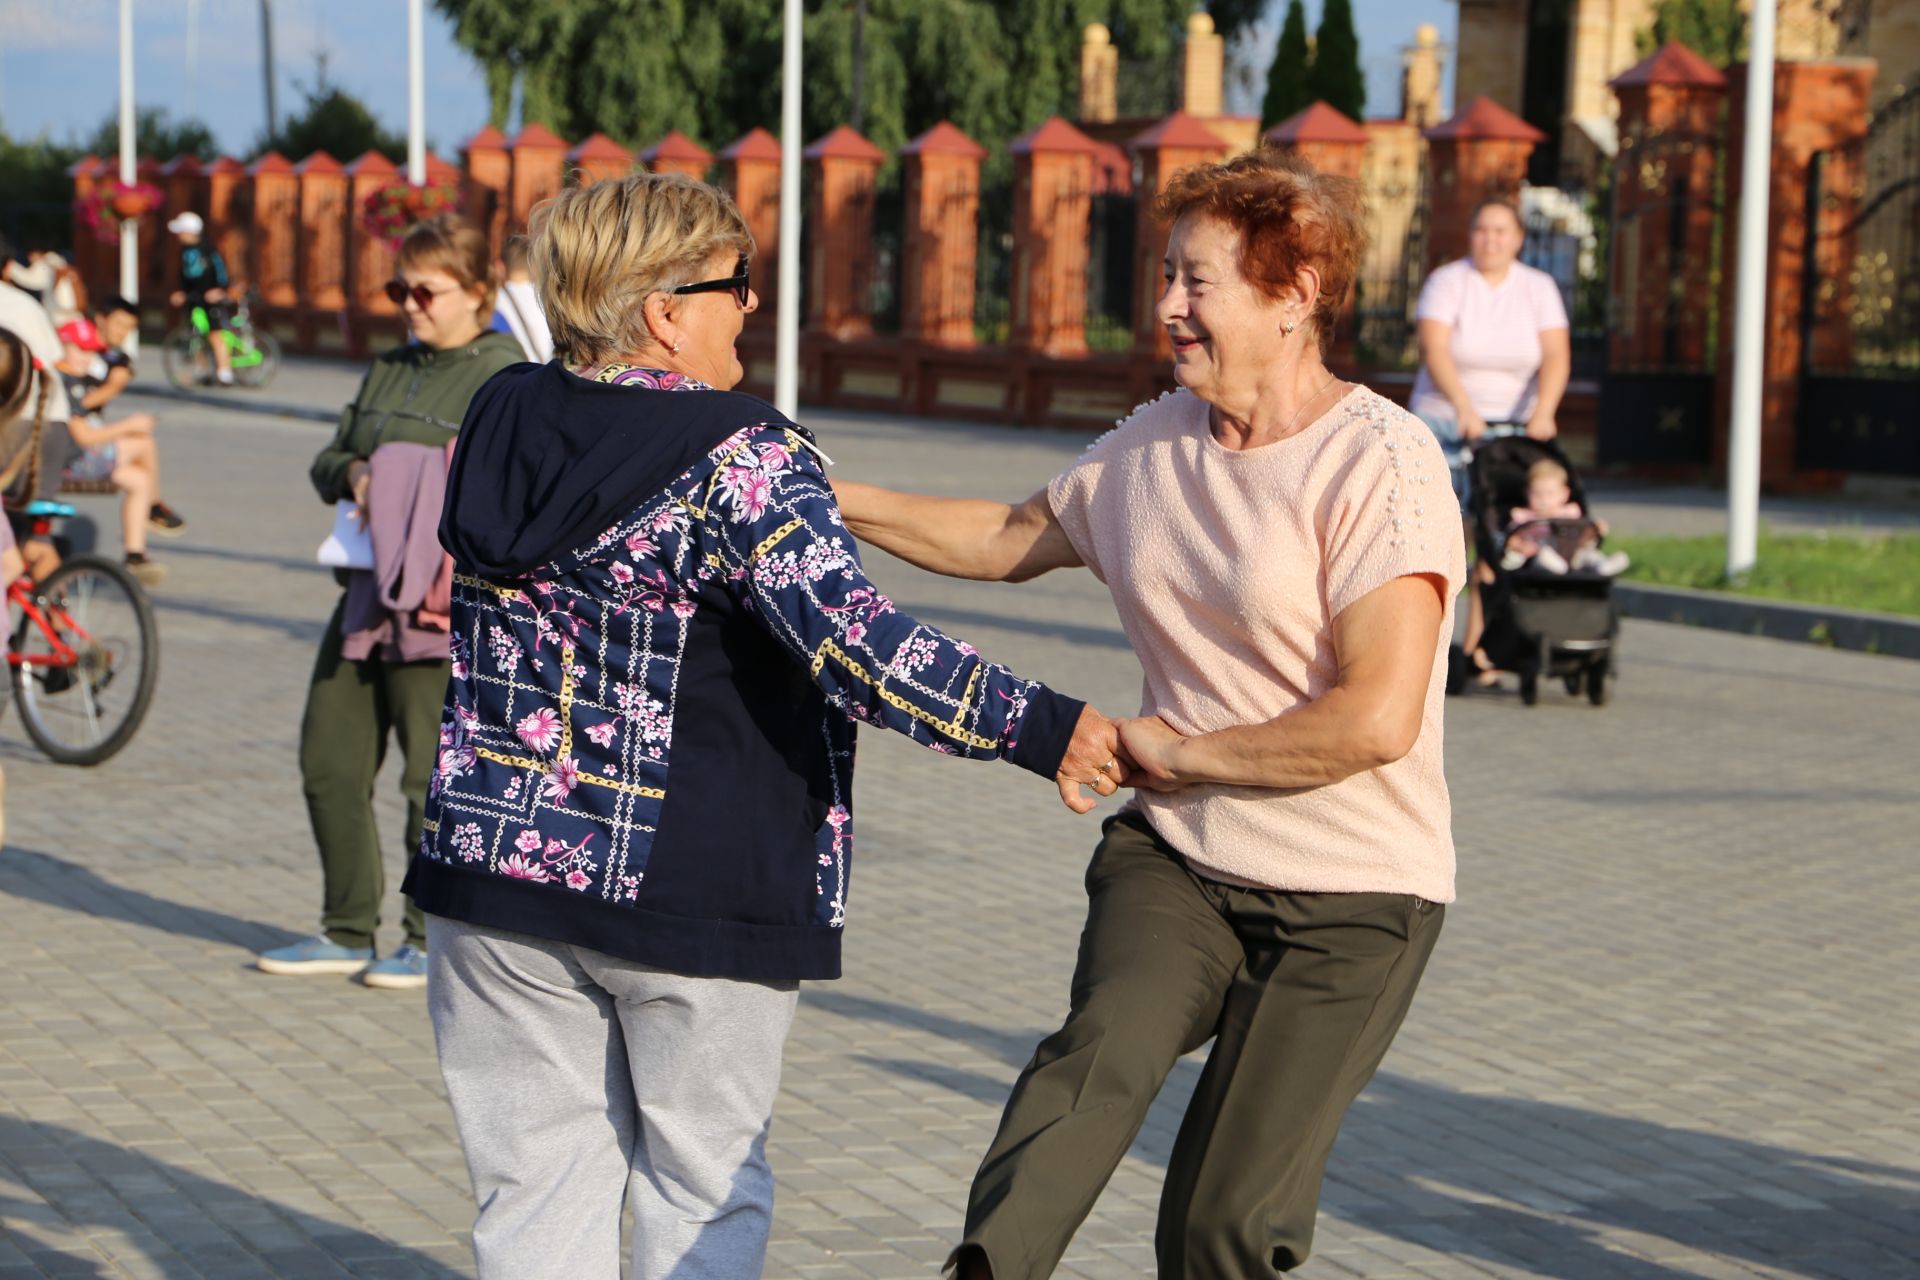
[258,214,525,989]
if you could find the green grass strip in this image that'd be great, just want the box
[1608,528,1920,619]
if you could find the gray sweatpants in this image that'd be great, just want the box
[425,915,800,1280]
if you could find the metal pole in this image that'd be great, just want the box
[119,0,140,357]
[260,0,278,141]
[1726,0,1776,578]
[185,0,199,119]
[407,0,427,185]
[775,0,802,419]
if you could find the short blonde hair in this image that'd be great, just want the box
[529,173,753,365]
[396,214,499,317]
[1527,458,1569,486]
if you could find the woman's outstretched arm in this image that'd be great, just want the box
[831,480,1083,583]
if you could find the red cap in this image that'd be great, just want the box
[58,318,106,353]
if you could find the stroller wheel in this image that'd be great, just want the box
[1563,674,1581,696]
[1520,671,1540,706]
[1587,662,1610,707]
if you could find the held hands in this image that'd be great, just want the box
[1459,408,1491,442]
[1053,709,1193,813]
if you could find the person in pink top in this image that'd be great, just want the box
[1412,200,1571,661]
[835,148,1463,1279]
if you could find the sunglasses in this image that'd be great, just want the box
[670,256,752,309]
[384,279,460,310]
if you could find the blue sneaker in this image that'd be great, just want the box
[257,934,375,976]
[359,944,429,990]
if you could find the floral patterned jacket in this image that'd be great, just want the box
[403,365,1083,980]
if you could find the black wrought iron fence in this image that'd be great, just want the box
[1086,191,1136,352]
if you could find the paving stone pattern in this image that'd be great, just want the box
[1,393,1915,1279]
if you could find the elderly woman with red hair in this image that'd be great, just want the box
[834,148,1463,1278]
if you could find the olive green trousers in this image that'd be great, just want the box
[960,811,1444,1278]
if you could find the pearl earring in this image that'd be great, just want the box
[1282,320,1296,335]
[671,341,681,354]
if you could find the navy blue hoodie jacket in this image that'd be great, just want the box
[403,363,1083,980]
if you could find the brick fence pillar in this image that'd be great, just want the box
[205,157,251,296]
[1010,116,1099,358]
[509,124,570,237]
[462,126,511,259]
[295,151,349,348]
[1264,101,1370,181]
[804,125,886,341]
[1131,111,1230,360]
[567,133,635,187]
[66,157,105,298]
[720,128,783,331]
[1715,58,1877,486]
[1608,42,1727,372]
[158,155,205,305]
[644,131,714,181]
[247,151,299,315]
[901,122,986,348]
[346,150,402,355]
[1422,96,1544,275]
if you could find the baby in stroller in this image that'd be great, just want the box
[1499,458,1628,576]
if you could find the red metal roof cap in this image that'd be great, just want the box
[645,129,714,164]
[902,121,987,159]
[1265,101,1370,145]
[160,153,205,177]
[1423,96,1548,142]
[1132,109,1231,150]
[511,122,570,150]
[464,125,509,152]
[346,150,400,176]
[721,127,782,161]
[246,150,295,175]
[567,132,634,163]
[1610,41,1729,90]
[206,156,247,175]
[294,150,344,175]
[1011,116,1100,156]
[424,151,461,183]
[804,124,886,162]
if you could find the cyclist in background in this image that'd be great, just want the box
[166,212,235,386]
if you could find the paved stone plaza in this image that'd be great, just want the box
[1,384,1916,1279]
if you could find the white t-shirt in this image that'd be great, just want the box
[0,282,73,422]
[1408,258,1568,426]
[496,279,554,364]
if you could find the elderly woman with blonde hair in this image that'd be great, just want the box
[836,147,1464,1278]
[404,172,1121,1279]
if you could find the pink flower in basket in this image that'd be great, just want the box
[360,180,460,250]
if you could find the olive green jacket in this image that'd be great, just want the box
[309,331,524,504]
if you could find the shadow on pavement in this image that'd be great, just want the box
[0,1113,467,1278]
[810,991,1919,1279]
[148,595,329,645]
[0,847,303,954]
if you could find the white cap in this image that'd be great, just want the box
[166,211,205,235]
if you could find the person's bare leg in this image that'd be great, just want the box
[113,463,155,557]
[22,539,60,583]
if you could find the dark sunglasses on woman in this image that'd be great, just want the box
[384,279,458,310]
[670,256,751,309]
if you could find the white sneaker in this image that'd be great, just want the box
[216,369,235,386]
[1596,550,1630,576]
[1531,545,1569,574]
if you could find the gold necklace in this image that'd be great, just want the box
[1279,373,1342,438]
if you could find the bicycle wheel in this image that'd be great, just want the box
[163,330,213,389]
[232,330,281,388]
[11,555,160,766]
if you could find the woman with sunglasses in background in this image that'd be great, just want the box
[257,214,524,989]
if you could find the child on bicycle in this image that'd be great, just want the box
[166,212,235,387]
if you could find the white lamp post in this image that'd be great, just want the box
[1726,0,1778,578]
[775,0,802,420]
[407,0,427,186]
[119,0,139,355]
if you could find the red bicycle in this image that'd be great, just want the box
[6,500,158,765]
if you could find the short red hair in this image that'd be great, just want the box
[1152,146,1367,352]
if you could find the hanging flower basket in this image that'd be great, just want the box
[76,179,166,244]
[360,180,460,250]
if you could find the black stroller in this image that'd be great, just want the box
[1446,432,1619,707]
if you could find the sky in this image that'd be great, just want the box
[0,0,1456,156]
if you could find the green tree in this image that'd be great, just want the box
[0,120,83,252]
[1636,0,1746,65]
[431,0,1254,176]
[257,61,408,163]
[1305,0,1366,122]
[84,107,219,163]
[1261,0,1313,128]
